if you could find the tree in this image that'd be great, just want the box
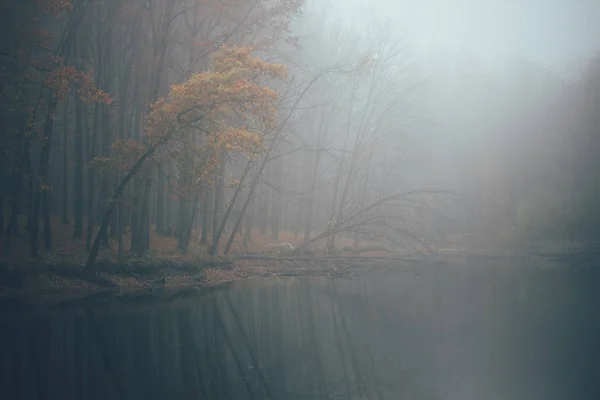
[85,45,286,269]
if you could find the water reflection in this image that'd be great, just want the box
[1,260,599,399]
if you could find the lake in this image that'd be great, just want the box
[1,258,599,399]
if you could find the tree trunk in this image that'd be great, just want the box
[30,95,58,257]
[223,67,338,254]
[85,101,100,252]
[328,85,356,250]
[242,197,253,247]
[200,184,213,245]
[178,192,198,253]
[165,168,173,234]
[73,97,84,237]
[99,105,110,249]
[61,100,70,224]
[117,200,123,258]
[109,179,119,239]
[140,178,152,252]
[294,151,309,238]
[177,190,188,240]
[155,164,165,234]
[0,191,3,236]
[42,189,52,249]
[85,166,96,251]
[210,158,252,255]
[24,129,33,234]
[259,179,268,236]
[304,116,326,245]
[211,153,226,254]
[3,124,29,252]
[270,159,282,240]
[85,135,166,269]
[130,177,142,252]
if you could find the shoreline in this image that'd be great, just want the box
[1,247,597,308]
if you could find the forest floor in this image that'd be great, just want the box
[0,216,402,307]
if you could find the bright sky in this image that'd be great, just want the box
[323,0,600,69]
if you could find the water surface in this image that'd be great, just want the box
[1,259,599,399]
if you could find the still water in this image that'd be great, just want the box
[1,259,599,400]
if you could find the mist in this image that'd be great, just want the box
[2,1,600,398]
[2,0,600,257]
[281,0,600,250]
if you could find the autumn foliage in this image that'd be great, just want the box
[106,45,286,179]
[147,45,285,142]
[2,0,306,263]
[35,56,111,103]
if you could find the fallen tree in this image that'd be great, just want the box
[292,188,450,257]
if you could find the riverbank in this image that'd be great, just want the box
[0,252,412,307]
[1,225,597,307]
[3,248,598,308]
[0,226,401,306]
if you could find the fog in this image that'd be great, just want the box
[2,0,600,258]
[331,0,600,69]
[3,1,600,398]
[278,0,600,249]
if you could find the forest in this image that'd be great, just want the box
[1,0,600,273]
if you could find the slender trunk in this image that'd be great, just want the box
[140,178,152,252]
[155,164,165,234]
[283,191,288,232]
[73,97,84,237]
[3,126,28,252]
[179,192,198,253]
[85,135,166,269]
[210,159,252,255]
[177,196,189,251]
[94,13,111,248]
[295,150,310,238]
[128,2,173,252]
[30,95,57,257]
[270,158,281,240]
[259,180,267,236]
[42,189,52,249]
[177,191,188,240]
[303,153,323,245]
[211,153,226,253]
[130,177,142,252]
[233,205,241,236]
[164,167,172,234]
[25,133,33,234]
[114,35,133,245]
[356,148,373,244]
[334,126,362,240]
[223,155,269,255]
[223,67,338,254]
[329,86,356,250]
[200,184,213,245]
[85,102,99,251]
[99,103,110,248]
[3,210,16,253]
[0,191,3,236]
[85,166,96,251]
[29,195,40,258]
[109,179,119,239]
[176,133,192,240]
[117,200,123,258]
[242,198,253,247]
[61,100,70,224]
[304,115,326,245]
